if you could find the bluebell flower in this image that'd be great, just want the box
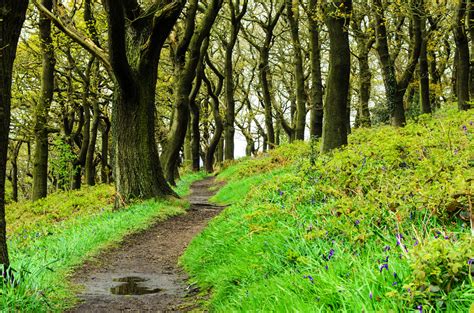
[384,245,391,252]
[392,281,398,286]
[417,305,423,313]
[468,258,473,265]
[355,219,360,226]
[369,291,373,299]
[328,249,335,260]
[379,264,389,272]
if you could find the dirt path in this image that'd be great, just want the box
[69,177,223,312]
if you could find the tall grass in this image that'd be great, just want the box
[182,108,474,312]
[1,171,207,312]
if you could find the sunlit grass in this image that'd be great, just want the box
[182,108,474,312]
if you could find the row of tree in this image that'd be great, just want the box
[0,0,471,270]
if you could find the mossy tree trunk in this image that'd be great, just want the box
[224,0,248,160]
[162,0,223,185]
[286,0,306,141]
[0,0,29,272]
[321,0,351,153]
[33,0,56,201]
[203,58,224,173]
[104,0,184,203]
[373,0,422,126]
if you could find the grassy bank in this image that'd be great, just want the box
[1,171,206,312]
[182,107,474,312]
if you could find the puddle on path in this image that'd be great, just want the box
[110,277,163,295]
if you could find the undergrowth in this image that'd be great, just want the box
[0,171,207,312]
[182,107,474,312]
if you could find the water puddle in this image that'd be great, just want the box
[110,277,163,295]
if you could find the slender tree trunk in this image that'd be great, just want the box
[0,0,29,272]
[308,0,324,138]
[9,141,22,202]
[259,49,276,148]
[373,0,422,126]
[358,54,372,127]
[33,0,55,201]
[419,36,431,114]
[321,0,351,153]
[85,100,99,185]
[224,0,248,160]
[100,116,111,184]
[162,0,222,184]
[454,0,471,110]
[287,0,307,140]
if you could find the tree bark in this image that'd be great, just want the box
[286,0,307,140]
[203,66,224,173]
[105,0,184,204]
[162,0,223,185]
[373,0,422,126]
[321,0,351,153]
[308,0,324,137]
[454,0,471,110]
[224,0,248,160]
[33,0,56,201]
[100,116,111,184]
[0,0,29,272]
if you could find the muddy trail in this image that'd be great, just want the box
[69,177,224,312]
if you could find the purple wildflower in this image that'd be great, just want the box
[468,258,473,265]
[396,234,403,246]
[417,305,423,313]
[369,291,373,299]
[328,249,335,260]
[470,121,473,126]
[393,272,397,278]
[444,235,449,240]
[383,256,389,263]
[392,281,398,286]
[355,220,360,226]
[379,264,389,272]
[384,245,391,252]
[325,265,328,270]
[462,125,468,133]
[434,231,441,239]
[303,275,314,284]
[414,239,419,246]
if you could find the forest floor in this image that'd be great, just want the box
[68,177,224,312]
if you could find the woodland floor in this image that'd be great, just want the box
[69,177,224,312]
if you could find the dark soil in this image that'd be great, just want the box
[69,177,224,312]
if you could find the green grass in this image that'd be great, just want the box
[1,171,207,312]
[182,107,474,312]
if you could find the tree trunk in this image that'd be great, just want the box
[287,0,307,140]
[162,0,222,185]
[419,36,432,114]
[454,0,471,111]
[321,0,351,153]
[373,0,422,126]
[104,0,183,204]
[85,100,99,186]
[358,54,372,127]
[259,49,276,148]
[33,0,55,201]
[9,141,22,202]
[308,0,324,138]
[224,0,248,160]
[0,0,29,272]
[100,116,111,184]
